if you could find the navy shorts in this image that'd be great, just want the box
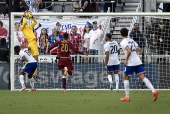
[124,64,145,76]
[107,65,120,72]
[22,62,37,74]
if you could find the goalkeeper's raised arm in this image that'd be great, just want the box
[20,13,37,30]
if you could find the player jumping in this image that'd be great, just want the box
[120,28,158,101]
[14,46,37,92]
[47,32,88,92]
[104,33,120,92]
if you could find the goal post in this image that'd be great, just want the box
[10,12,170,91]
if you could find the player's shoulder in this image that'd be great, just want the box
[111,40,119,44]
[19,49,25,55]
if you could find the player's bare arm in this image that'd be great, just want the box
[124,46,131,65]
[31,0,42,5]
[118,50,120,55]
[136,47,142,52]
[105,51,109,70]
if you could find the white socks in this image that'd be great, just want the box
[19,75,25,87]
[124,80,130,98]
[114,74,119,90]
[142,77,155,93]
[29,78,34,89]
[108,75,113,83]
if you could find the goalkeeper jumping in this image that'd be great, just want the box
[20,11,39,82]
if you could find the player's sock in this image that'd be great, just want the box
[108,75,113,83]
[62,76,66,89]
[29,78,35,89]
[124,80,130,98]
[114,74,119,90]
[142,77,155,93]
[19,75,25,87]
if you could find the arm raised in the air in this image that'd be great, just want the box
[20,18,27,31]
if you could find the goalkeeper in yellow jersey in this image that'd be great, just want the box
[20,11,39,82]
[20,11,39,61]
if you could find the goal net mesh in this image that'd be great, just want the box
[11,13,170,90]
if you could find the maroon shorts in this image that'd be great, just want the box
[58,58,74,70]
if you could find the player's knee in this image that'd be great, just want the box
[138,73,145,81]
[123,75,129,80]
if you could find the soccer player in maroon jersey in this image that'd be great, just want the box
[47,32,88,92]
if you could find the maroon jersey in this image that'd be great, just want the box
[48,40,84,57]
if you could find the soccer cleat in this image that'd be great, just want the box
[62,89,66,92]
[110,82,113,90]
[19,86,26,92]
[32,75,39,82]
[28,89,36,92]
[120,97,131,101]
[115,89,119,92]
[152,90,158,101]
[63,67,68,76]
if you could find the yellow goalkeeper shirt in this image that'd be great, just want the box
[20,18,37,44]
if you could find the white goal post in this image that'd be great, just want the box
[10,12,170,91]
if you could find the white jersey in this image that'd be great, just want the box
[19,48,37,63]
[104,41,120,65]
[120,38,142,66]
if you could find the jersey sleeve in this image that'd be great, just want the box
[20,18,27,30]
[70,41,84,54]
[19,51,24,58]
[120,40,129,50]
[104,43,109,52]
[48,41,59,52]
[117,43,120,51]
[30,18,37,28]
[134,41,139,48]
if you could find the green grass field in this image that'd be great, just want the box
[0,90,170,114]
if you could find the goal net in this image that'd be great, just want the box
[10,13,170,90]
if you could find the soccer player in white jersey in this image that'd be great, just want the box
[104,33,120,92]
[14,46,37,92]
[120,28,158,101]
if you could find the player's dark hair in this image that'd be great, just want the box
[0,38,6,44]
[105,33,112,39]
[63,32,69,40]
[14,46,20,53]
[120,28,129,37]
[0,21,3,26]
